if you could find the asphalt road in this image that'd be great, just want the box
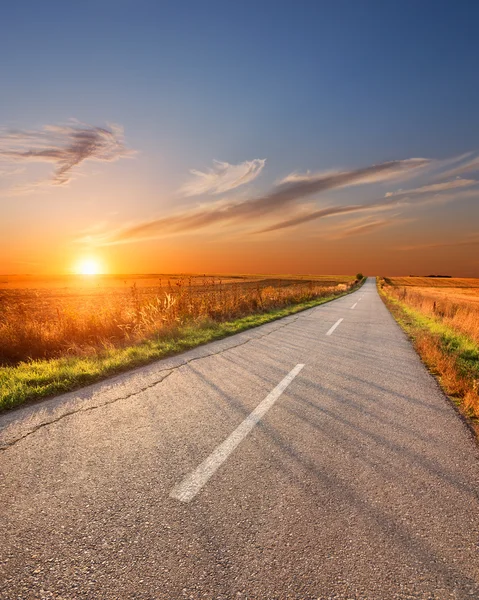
[1,278,479,599]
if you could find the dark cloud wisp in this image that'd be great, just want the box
[0,122,132,186]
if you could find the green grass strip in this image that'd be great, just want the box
[1,282,364,412]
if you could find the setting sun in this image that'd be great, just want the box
[75,258,103,276]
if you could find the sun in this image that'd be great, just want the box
[75,258,103,276]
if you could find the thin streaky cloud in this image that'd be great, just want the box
[435,153,479,180]
[385,178,477,197]
[280,169,339,184]
[179,158,266,196]
[261,183,479,234]
[0,122,133,186]
[258,203,370,233]
[0,166,25,177]
[399,234,479,251]
[334,219,390,238]
[91,157,431,245]
[206,158,430,221]
[328,219,388,240]
[327,214,416,240]
[279,158,428,187]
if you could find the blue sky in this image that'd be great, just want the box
[1,0,478,275]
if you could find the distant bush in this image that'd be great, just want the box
[356,273,364,281]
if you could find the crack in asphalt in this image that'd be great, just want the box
[0,370,176,453]
[0,306,316,453]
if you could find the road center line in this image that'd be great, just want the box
[169,363,305,503]
[326,318,343,336]
[351,302,358,309]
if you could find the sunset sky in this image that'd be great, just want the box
[1,0,478,276]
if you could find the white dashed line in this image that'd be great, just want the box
[351,302,358,309]
[170,364,305,503]
[326,318,343,336]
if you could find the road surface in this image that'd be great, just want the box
[1,278,479,599]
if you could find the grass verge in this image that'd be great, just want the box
[0,282,363,412]
[378,279,479,436]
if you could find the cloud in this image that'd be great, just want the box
[399,234,479,251]
[435,153,479,180]
[0,165,25,177]
[336,219,390,238]
[261,181,479,234]
[280,158,427,187]
[84,155,479,247]
[89,157,431,246]
[324,213,417,240]
[326,217,393,239]
[385,178,476,197]
[0,121,133,186]
[179,158,266,196]
[279,169,339,184]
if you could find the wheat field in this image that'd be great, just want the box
[0,274,356,366]
[382,277,479,345]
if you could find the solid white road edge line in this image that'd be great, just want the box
[351,302,358,309]
[326,318,343,336]
[169,363,305,503]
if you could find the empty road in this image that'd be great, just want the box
[1,278,479,599]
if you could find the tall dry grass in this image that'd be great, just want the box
[413,333,479,421]
[384,276,479,288]
[385,285,479,345]
[0,278,356,366]
[379,279,479,425]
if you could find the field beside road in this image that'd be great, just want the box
[379,276,479,432]
[0,273,360,411]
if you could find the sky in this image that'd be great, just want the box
[1,0,478,276]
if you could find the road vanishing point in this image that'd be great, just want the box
[1,279,479,599]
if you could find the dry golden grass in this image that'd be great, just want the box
[413,334,479,422]
[411,287,479,304]
[383,280,479,345]
[0,273,354,290]
[0,274,356,366]
[379,277,479,428]
[385,276,479,288]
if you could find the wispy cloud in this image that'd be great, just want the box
[261,179,479,234]
[325,217,394,239]
[0,121,133,186]
[385,178,476,197]
[325,213,418,240]
[89,157,430,245]
[280,158,427,187]
[436,153,479,180]
[399,233,479,251]
[336,219,391,238]
[78,152,479,247]
[179,158,266,196]
[0,165,25,177]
